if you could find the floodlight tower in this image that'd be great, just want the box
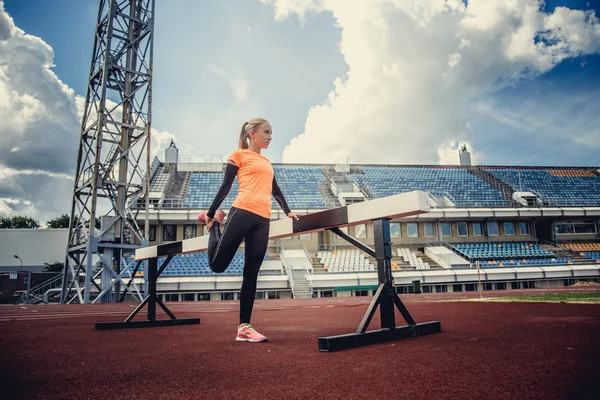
[61,0,155,304]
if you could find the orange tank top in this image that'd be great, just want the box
[228,149,274,219]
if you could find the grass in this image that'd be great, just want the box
[471,292,600,304]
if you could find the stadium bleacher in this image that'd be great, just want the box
[184,172,240,209]
[126,252,269,276]
[316,249,375,272]
[582,252,600,262]
[453,242,555,260]
[479,258,572,267]
[449,242,572,267]
[562,242,600,252]
[183,166,326,209]
[349,166,507,207]
[396,248,430,270]
[154,162,600,210]
[149,165,171,194]
[484,168,600,206]
[272,166,327,209]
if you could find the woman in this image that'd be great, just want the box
[200,117,299,343]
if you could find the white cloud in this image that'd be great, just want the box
[0,2,176,221]
[259,0,326,21]
[258,0,600,165]
[209,64,249,103]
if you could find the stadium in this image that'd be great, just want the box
[105,142,600,303]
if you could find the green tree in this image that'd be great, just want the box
[47,214,71,228]
[43,262,64,272]
[46,215,101,229]
[0,215,40,228]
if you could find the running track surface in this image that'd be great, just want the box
[1,289,599,400]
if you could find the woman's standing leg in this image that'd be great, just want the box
[238,216,270,325]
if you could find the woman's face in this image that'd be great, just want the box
[249,123,272,149]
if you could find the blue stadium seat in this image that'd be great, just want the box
[183,166,327,209]
[452,242,561,265]
[349,166,508,207]
[484,168,600,207]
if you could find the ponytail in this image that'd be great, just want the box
[238,117,269,149]
[239,122,250,149]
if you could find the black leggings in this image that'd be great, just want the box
[208,207,270,324]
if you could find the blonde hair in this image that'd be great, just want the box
[239,117,269,149]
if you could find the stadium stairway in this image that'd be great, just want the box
[166,170,191,199]
[311,256,324,271]
[317,182,341,208]
[291,270,312,298]
[469,167,517,206]
[395,245,443,269]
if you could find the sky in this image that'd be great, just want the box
[1,0,600,222]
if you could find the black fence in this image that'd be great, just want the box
[0,272,61,304]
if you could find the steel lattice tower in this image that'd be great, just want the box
[61,0,155,304]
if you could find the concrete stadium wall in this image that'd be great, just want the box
[0,229,68,272]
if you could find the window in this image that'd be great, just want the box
[299,233,312,240]
[487,221,499,236]
[355,224,367,238]
[424,222,435,237]
[198,293,210,301]
[574,222,597,234]
[407,223,419,238]
[267,291,280,299]
[457,222,468,237]
[148,225,156,241]
[504,222,515,236]
[162,225,177,242]
[390,223,401,238]
[221,292,236,300]
[519,222,530,235]
[555,222,574,234]
[555,221,598,235]
[472,222,483,236]
[184,225,196,239]
[441,223,452,237]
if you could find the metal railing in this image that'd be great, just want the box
[11,272,63,304]
[279,251,295,298]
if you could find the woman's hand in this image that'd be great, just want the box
[287,212,300,221]
[206,216,215,232]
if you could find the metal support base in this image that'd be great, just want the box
[322,218,442,352]
[95,318,200,330]
[95,256,200,330]
[318,321,441,352]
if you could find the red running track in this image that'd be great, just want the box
[0,291,599,400]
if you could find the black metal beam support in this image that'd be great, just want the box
[318,322,442,352]
[95,255,199,330]
[119,259,143,303]
[319,218,441,351]
[373,219,395,330]
[328,227,375,258]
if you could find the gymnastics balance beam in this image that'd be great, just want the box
[96,190,442,351]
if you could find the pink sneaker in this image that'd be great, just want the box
[198,209,226,224]
[236,324,268,342]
